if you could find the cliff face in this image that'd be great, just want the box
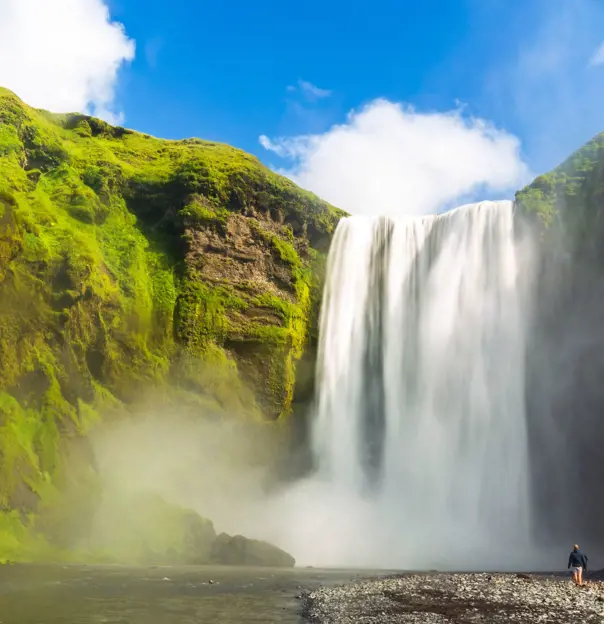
[515,133,604,550]
[0,87,344,557]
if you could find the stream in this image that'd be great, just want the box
[0,564,376,623]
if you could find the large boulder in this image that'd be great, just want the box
[211,532,295,567]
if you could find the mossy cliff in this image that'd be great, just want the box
[515,131,604,254]
[515,132,604,548]
[0,87,344,560]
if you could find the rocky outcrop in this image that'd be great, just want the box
[88,493,294,567]
[211,532,295,567]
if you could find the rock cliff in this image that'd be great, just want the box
[515,132,604,551]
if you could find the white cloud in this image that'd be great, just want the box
[260,99,530,217]
[590,42,604,66]
[259,134,287,157]
[0,0,135,123]
[287,79,332,102]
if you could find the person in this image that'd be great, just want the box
[568,544,588,586]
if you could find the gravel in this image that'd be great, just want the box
[302,572,604,623]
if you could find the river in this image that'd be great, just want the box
[0,564,378,623]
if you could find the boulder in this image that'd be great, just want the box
[211,532,295,567]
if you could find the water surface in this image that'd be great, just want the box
[0,564,371,623]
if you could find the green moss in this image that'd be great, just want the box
[250,219,302,265]
[0,510,61,564]
[180,193,229,232]
[175,278,247,345]
[171,343,259,416]
[515,133,604,250]
[515,186,556,228]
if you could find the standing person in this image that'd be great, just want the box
[568,544,588,586]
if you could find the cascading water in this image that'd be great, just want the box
[308,200,536,570]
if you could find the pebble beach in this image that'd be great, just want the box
[302,572,604,623]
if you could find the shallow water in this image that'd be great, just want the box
[0,564,373,623]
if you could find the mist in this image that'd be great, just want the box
[84,410,291,557]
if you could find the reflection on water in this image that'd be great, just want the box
[0,564,371,623]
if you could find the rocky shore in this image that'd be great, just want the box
[302,572,604,623]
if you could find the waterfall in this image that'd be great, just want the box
[309,200,535,570]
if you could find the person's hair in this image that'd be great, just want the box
[574,544,579,550]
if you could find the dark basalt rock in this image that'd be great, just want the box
[211,532,295,568]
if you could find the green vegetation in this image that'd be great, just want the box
[0,87,344,562]
[515,133,604,251]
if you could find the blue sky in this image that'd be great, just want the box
[110,0,467,146]
[106,0,604,172]
[2,0,604,214]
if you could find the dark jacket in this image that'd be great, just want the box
[568,549,588,570]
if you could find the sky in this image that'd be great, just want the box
[1,0,604,216]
